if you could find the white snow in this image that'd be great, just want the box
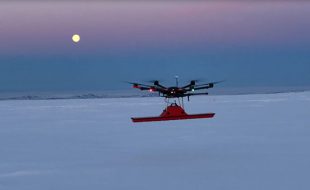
[0,92,310,190]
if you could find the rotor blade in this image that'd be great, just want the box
[182,79,222,89]
[182,80,196,89]
[144,79,166,84]
[146,80,160,83]
[154,81,168,89]
[125,81,153,87]
[195,80,226,87]
[143,80,168,90]
[191,80,225,91]
[186,78,207,83]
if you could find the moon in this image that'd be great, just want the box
[72,34,80,43]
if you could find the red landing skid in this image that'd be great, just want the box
[131,103,215,123]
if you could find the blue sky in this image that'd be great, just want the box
[0,1,309,92]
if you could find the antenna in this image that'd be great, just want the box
[175,75,179,87]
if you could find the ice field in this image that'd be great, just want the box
[0,91,310,190]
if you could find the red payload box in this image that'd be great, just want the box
[132,103,215,123]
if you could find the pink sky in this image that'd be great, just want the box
[0,1,309,54]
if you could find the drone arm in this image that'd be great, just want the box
[193,85,213,91]
[194,80,225,88]
[138,87,152,91]
[152,81,168,90]
[186,92,209,96]
[190,81,223,91]
[182,80,196,89]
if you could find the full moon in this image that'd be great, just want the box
[72,34,80,43]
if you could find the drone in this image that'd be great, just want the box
[128,76,223,123]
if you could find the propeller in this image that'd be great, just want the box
[183,78,209,87]
[125,81,152,87]
[186,78,208,83]
[195,80,226,87]
[144,80,166,86]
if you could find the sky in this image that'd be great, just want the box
[0,1,309,92]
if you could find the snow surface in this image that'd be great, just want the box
[0,92,310,190]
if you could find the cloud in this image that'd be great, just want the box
[0,170,42,177]
[0,170,54,178]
